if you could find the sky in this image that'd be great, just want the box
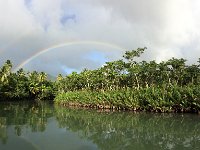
[0,0,200,76]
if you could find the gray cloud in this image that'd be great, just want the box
[1,0,200,75]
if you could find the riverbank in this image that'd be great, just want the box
[55,85,200,113]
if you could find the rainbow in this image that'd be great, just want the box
[14,40,125,72]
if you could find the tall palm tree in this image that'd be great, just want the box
[0,60,12,84]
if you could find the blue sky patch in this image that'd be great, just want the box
[60,14,76,25]
[24,0,32,9]
[61,65,79,75]
[85,51,108,65]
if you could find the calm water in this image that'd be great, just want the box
[0,101,200,150]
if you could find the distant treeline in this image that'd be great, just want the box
[0,60,54,100]
[1,48,200,112]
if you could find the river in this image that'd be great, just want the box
[0,101,200,150]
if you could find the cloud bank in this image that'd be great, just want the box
[0,0,200,75]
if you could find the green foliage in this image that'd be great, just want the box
[1,47,200,113]
[55,48,200,93]
[123,47,146,63]
[55,85,200,113]
[54,48,200,112]
[0,61,55,101]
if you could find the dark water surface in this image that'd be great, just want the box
[0,101,200,150]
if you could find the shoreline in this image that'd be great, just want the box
[56,102,200,113]
[55,86,200,113]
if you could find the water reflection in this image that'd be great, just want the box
[0,101,54,147]
[0,101,200,150]
[55,107,200,150]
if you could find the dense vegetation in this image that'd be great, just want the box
[55,48,200,112]
[1,48,200,112]
[0,60,54,100]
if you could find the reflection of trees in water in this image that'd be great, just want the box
[55,106,200,150]
[0,101,54,144]
[1,102,200,149]
[0,117,7,144]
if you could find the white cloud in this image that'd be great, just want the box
[0,0,200,75]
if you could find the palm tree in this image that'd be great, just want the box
[38,72,47,82]
[0,60,12,84]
